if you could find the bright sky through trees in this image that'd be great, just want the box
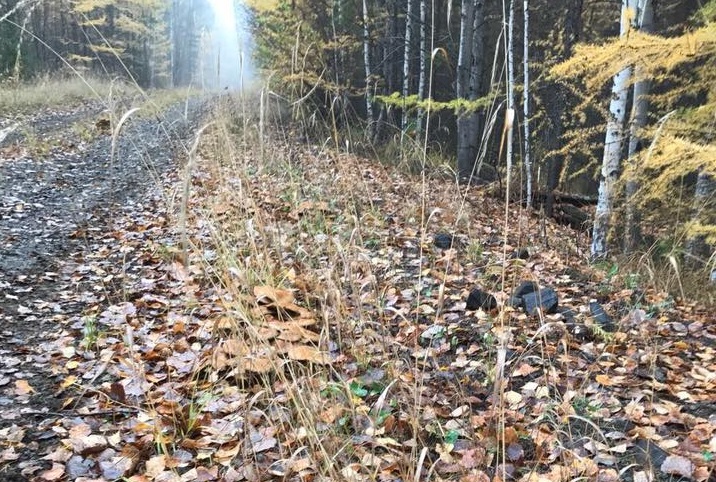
[207,0,254,88]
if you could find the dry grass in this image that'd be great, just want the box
[168,91,616,480]
[0,75,121,112]
[0,75,200,118]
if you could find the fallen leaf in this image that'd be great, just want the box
[145,454,167,478]
[286,344,329,364]
[14,379,34,395]
[254,285,295,307]
[40,463,65,481]
[661,455,693,478]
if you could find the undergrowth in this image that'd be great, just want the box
[0,75,122,112]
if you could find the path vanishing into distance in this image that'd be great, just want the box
[0,97,205,480]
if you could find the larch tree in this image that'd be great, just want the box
[552,0,716,272]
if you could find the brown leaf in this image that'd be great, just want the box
[286,344,329,364]
[215,443,241,466]
[40,463,65,481]
[254,285,295,307]
[595,374,625,386]
[513,362,539,377]
[145,455,167,478]
[242,356,275,374]
[68,423,92,439]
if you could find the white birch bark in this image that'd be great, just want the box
[401,0,414,133]
[506,0,515,182]
[416,0,426,137]
[522,0,531,206]
[456,0,475,177]
[624,0,653,251]
[362,0,374,139]
[591,0,637,258]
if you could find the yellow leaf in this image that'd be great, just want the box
[61,376,78,389]
[596,374,615,386]
[14,380,34,395]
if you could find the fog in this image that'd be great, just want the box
[205,0,255,90]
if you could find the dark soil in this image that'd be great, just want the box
[0,99,205,480]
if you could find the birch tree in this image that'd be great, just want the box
[401,0,414,133]
[591,0,637,259]
[362,0,374,139]
[522,0,531,206]
[623,0,653,252]
[416,0,426,137]
[505,0,515,183]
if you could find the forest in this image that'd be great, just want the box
[1,0,715,268]
[0,0,715,480]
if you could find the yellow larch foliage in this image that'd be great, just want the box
[551,24,716,92]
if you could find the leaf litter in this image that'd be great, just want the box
[0,99,714,482]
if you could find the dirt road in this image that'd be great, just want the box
[0,98,204,480]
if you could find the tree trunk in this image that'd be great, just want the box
[523,0,531,206]
[686,168,716,266]
[362,0,374,139]
[506,0,515,182]
[591,0,637,259]
[416,0,427,137]
[544,1,583,217]
[623,0,654,252]
[401,0,414,134]
[456,0,484,180]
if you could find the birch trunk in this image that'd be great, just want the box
[416,0,427,137]
[591,0,637,259]
[362,0,374,139]
[506,0,515,182]
[522,0,531,206]
[623,0,653,252]
[401,0,414,133]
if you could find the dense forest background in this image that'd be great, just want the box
[0,0,236,88]
[1,0,714,273]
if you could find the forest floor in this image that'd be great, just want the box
[0,92,714,482]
